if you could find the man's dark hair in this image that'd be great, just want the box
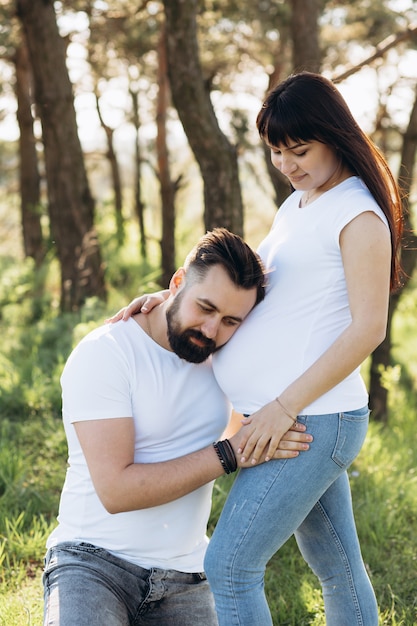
[184,228,266,305]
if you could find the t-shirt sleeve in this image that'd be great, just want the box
[61,333,132,423]
[331,187,389,248]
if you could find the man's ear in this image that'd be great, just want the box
[169,268,186,294]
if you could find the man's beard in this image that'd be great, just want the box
[166,296,217,363]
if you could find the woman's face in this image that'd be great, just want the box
[269,139,341,192]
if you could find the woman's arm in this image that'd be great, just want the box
[105,290,169,324]
[238,211,391,464]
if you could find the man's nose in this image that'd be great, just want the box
[200,317,220,339]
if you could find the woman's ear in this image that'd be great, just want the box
[169,267,186,294]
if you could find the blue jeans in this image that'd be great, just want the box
[43,542,218,626]
[204,408,378,625]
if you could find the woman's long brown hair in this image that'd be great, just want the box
[256,72,403,292]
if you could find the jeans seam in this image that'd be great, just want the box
[132,569,154,622]
[315,499,364,626]
[227,460,292,625]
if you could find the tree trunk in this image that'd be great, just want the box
[163,0,244,236]
[14,38,45,266]
[130,87,147,260]
[263,67,292,207]
[369,83,417,422]
[290,0,322,72]
[157,24,177,288]
[16,0,106,311]
[262,4,321,209]
[94,91,124,245]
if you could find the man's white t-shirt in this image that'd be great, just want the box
[47,318,231,572]
[213,177,389,415]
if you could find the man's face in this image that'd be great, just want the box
[166,265,257,363]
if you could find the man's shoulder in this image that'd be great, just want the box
[80,319,136,346]
[65,320,137,368]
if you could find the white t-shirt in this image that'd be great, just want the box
[47,318,231,572]
[213,177,388,415]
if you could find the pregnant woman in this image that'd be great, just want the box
[203,72,403,626]
[111,72,403,625]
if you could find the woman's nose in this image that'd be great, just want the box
[280,153,296,175]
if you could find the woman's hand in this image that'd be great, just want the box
[235,400,298,465]
[105,290,170,324]
[229,419,311,468]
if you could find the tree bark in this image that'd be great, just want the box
[290,0,322,72]
[94,90,124,245]
[129,86,147,260]
[263,66,292,207]
[263,2,320,209]
[16,0,106,311]
[163,0,244,236]
[14,38,44,266]
[157,23,177,288]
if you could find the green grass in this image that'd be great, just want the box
[0,571,44,626]
[4,413,415,624]
[1,236,417,624]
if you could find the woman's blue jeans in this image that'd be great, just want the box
[204,408,378,625]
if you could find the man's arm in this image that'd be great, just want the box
[74,417,312,514]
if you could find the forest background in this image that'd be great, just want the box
[0,0,417,624]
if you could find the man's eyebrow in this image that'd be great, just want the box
[197,298,243,323]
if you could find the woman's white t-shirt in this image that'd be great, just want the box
[213,177,388,415]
